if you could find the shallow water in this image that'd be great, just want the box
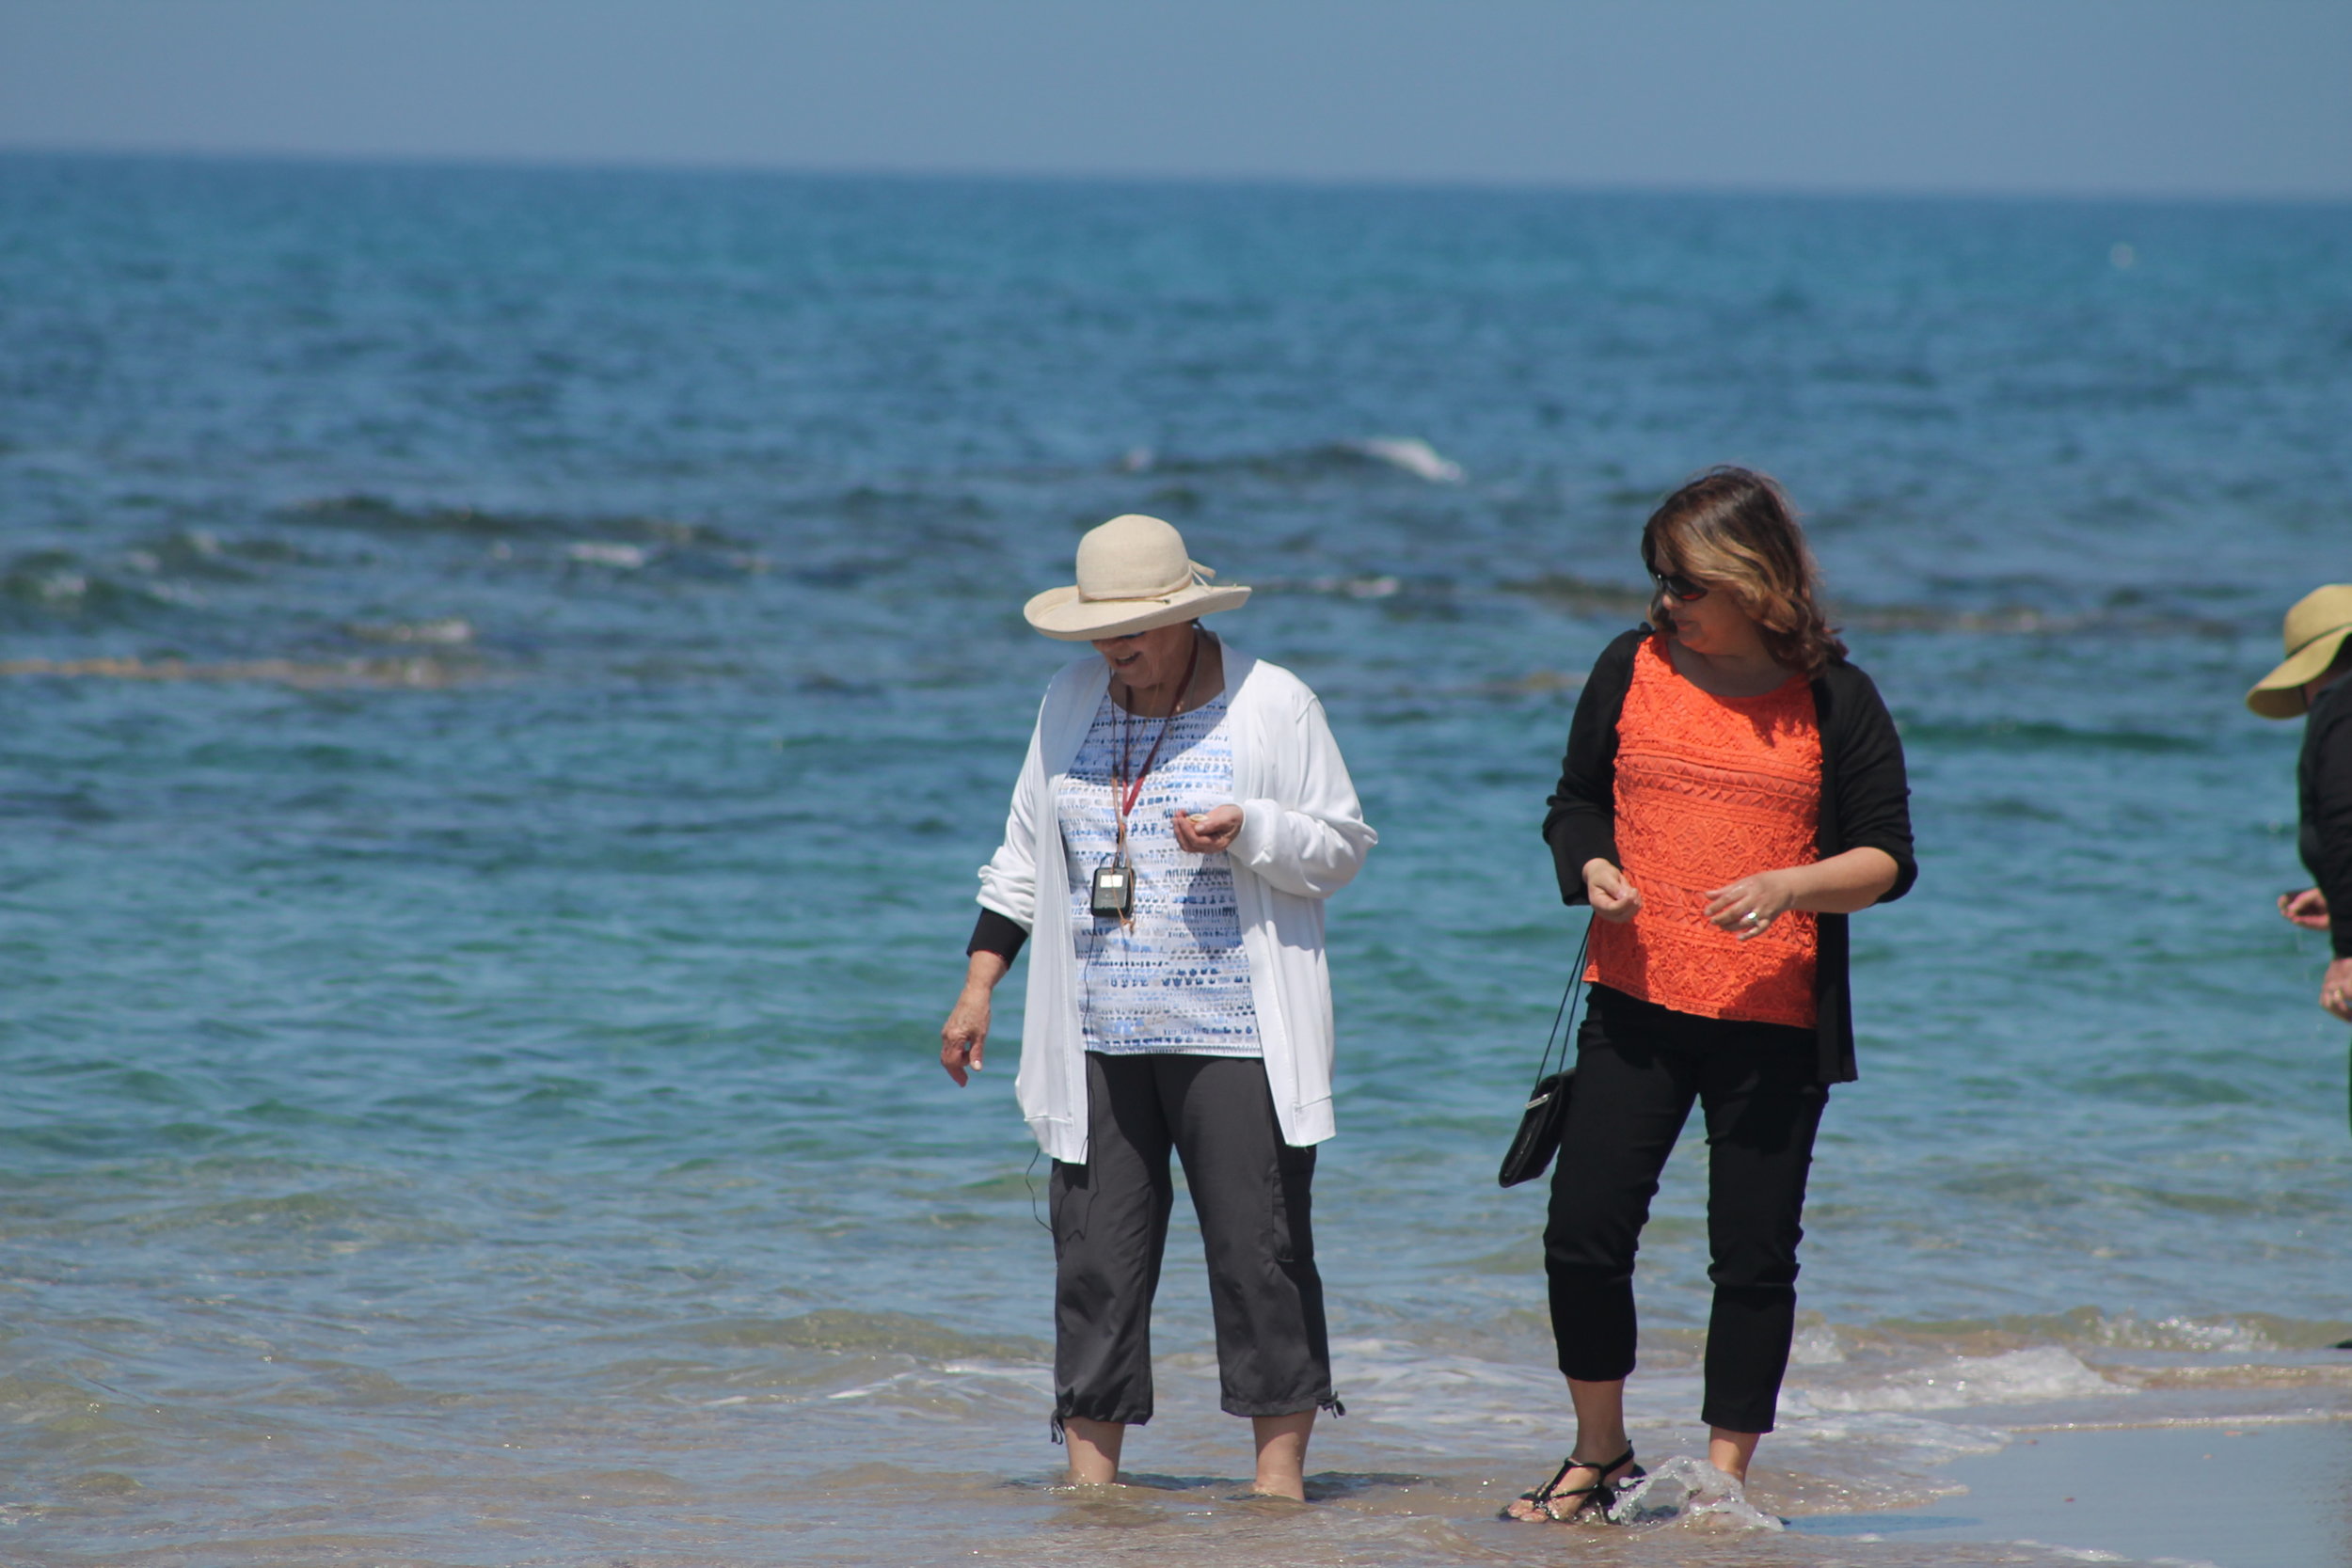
[3,154,2350,1565]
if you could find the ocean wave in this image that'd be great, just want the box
[1114,436,1468,485]
[1504,577,2245,640]
[122,529,257,582]
[1842,602,2239,638]
[1797,1307,2352,1360]
[2025,1307,2351,1354]
[0,655,484,689]
[1344,436,1466,483]
[1503,572,1654,618]
[1249,573,1406,599]
[345,617,474,646]
[681,1309,1048,1363]
[564,541,644,569]
[1785,1346,2122,1416]
[1,552,200,626]
[1900,719,2207,754]
[281,494,745,549]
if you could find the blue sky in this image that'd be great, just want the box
[2,0,2347,198]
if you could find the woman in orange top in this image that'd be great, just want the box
[1507,468,1915,1523]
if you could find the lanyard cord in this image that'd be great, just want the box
[1111,628,1204,862]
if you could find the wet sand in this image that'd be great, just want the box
[1798,1417,2352,1565]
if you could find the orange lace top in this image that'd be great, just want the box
[1588,637,1822,1028]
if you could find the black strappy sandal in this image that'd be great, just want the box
[1506,1447,1644,1523]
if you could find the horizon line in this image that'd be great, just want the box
[4,141,2348,211]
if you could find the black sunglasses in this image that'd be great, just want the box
[1648,566,1708,603]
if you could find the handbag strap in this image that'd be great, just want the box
[1531,922,1594,1090]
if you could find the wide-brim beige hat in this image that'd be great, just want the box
[1023,514,1251,641]
[2248,583,2352,719]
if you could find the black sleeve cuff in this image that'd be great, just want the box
[1544,811,1619,906]
[967,908,1028,961]
[1851,835,1919,904]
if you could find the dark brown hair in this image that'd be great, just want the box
[1642,467,1846,676]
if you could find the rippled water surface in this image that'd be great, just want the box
[4,155,2351,1565]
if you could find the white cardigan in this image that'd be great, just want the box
[977,644,1376,1163]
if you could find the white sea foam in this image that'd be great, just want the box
[1779,1410,2010,1459]
[349,617,474,646]
[1328,1338,1569,1432]
[1348,436,1465,483]
[567,541,647,569]
[1789,1324,1845,1365]
[814,1361,1051,1411]
[1785,1347,2119,1416]
[1252,573,1405,599]
[2083,1313,2280,1354]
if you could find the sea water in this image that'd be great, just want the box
[2,154,2349,1566]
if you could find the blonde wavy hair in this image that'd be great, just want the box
[1641,467,1846,676]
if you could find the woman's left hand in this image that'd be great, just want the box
[1706,869,1802,942]
[1172,804,1245,853]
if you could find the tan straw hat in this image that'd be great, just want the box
[2247,583,2352,719]
[1023,515,1251,641]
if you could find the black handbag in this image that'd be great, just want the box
[1497,926,1592,1189]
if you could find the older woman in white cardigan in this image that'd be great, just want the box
[940,514,1375,1499]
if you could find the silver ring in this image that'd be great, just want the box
[1745,911,1767,927]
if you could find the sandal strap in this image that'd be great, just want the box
[1521,1446,1637,1517]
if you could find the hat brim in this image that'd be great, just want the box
[2247,625,2352,719]
[1023,583,1251,641]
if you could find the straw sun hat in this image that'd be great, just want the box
[1023,515,1251,641]
[2247,584,2352,719]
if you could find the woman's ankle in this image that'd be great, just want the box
[1249,1409,1313,1498]
[1063,1417,1124,1484]
[1568,1428,1632,1469]
[1707,1426,1760,1484]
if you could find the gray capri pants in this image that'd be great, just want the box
[1048,1051,1336,1433]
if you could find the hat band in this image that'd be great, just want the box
[2286,619,2352,659]
[1075,562,1214,605]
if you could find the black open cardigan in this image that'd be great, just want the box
[2298,677,2352,960]
[1541,626,1918,1085]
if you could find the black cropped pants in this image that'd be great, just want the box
[1050,1052,1333,1430]
[1544,985,1828,1435]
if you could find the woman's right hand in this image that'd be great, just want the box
[941,951,1009,1086]
[940,990,989,1085]
[1583,858,1642,924]
[2280,887,2331,930]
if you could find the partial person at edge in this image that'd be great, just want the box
[2247,584,2352,1104]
